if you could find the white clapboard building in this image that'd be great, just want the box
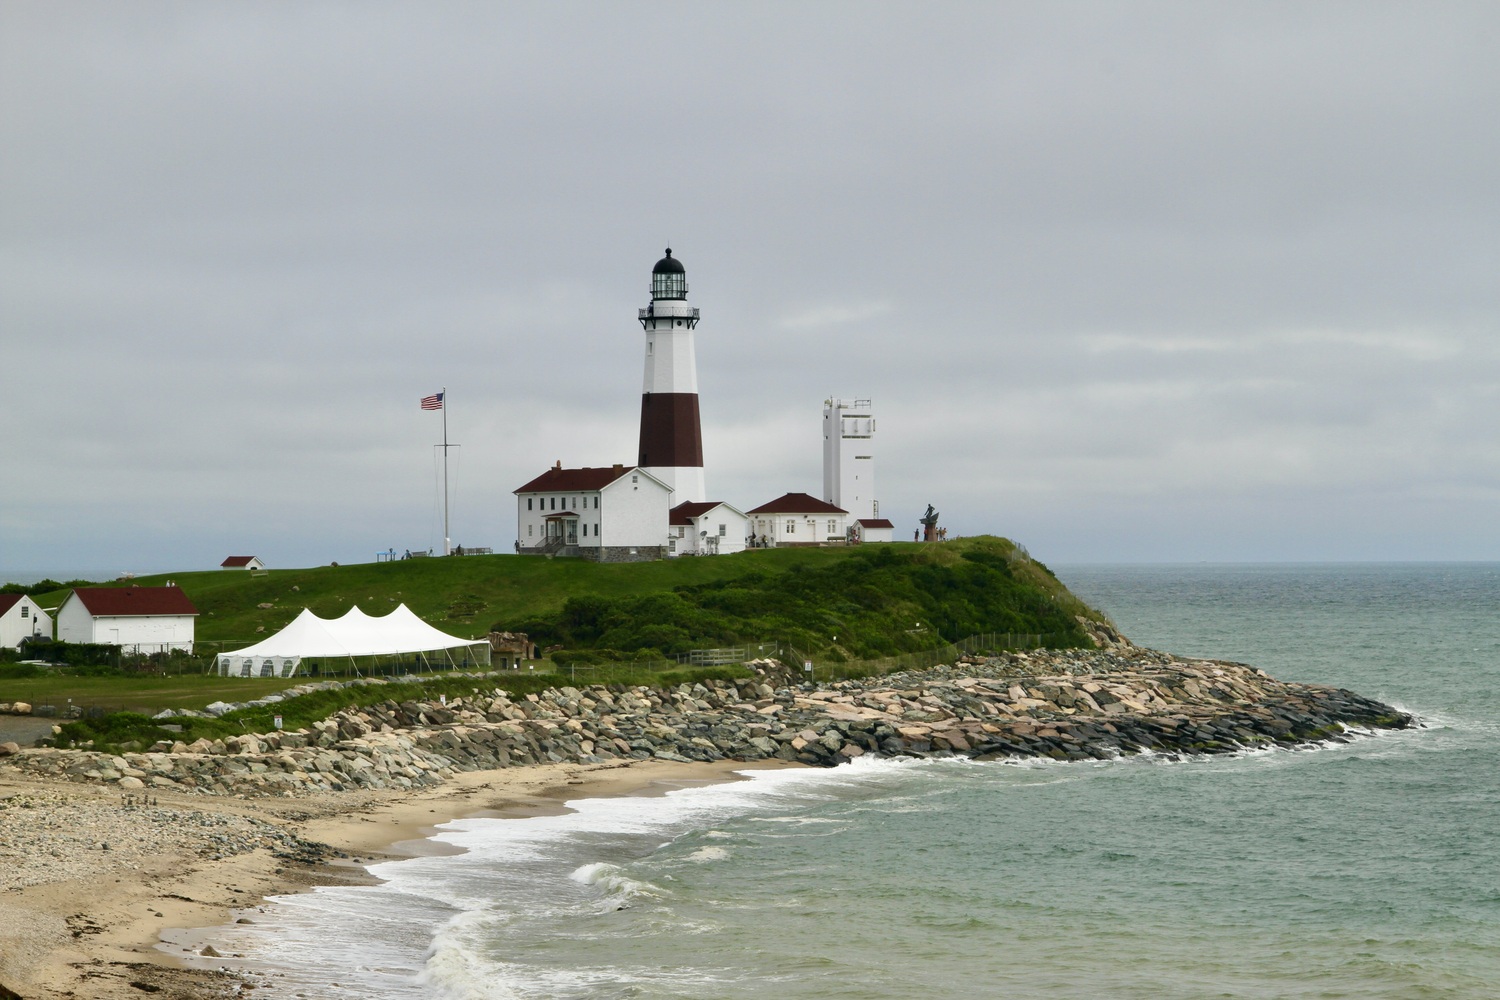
[746,493,849,548]
[668,501,750,557]
[0,594,51,650]
[56,586,199,653]
[515,463,673,562]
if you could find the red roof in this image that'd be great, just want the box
[67,586,199,618]
[220,556,258,567]
[0,594,23,614]
[858,518,895,529]
[669,500,722,525]
[746,492,848,516]
[514,465,634,494]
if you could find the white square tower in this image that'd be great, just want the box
[822,397,876,521]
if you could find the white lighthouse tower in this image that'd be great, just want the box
[823,396,876,520]
[637,249,706,504]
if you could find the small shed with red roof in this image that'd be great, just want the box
[745,492,849,548]
[669,500,749,556]
[56,586,200,653]
[855,517,896,543]
[220,556,265,571]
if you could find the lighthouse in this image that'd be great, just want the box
[637,248,706,504]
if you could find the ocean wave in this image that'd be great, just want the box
[569,861,667,911]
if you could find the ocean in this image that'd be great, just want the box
[176,563,1500,999]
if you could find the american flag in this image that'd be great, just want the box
[421,392,444,411]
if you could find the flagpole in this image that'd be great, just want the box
[442,386,450,556]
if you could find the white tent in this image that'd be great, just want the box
[215,604,490,677]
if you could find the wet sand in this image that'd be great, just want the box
[0,758,778,999]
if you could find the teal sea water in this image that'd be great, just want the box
[178,563,1500,999]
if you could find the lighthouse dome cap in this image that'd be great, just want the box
[652,248,686,274]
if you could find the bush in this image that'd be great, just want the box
[19,639,120,668]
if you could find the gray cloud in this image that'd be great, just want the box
[2,1,1496,575]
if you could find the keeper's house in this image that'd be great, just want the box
[746,492,849,547]
[0,594,51,650]
[56,586,199,653]
[515,462,672,562]
[669,501,749,557]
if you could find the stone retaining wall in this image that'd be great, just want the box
[1,646,1414,797]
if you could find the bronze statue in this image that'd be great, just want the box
[920,504,940,541]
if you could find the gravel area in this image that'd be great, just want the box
[0,716,55,747]
[0,786,333,892]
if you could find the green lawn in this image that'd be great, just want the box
[26,545,898,645]
[6,537,1104,728]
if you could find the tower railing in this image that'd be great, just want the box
[639,307,700,321]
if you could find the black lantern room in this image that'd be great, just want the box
[651,248,688,301]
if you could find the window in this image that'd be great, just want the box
[527,498,533,510]
[20,605,28,619]
[632,475,638,484]
[528,525,534,537]
[828,520,837,534]
[582,523,588,537]
[550,497,556,510]
[677,526,685,537]
[786,520,795,534]
[594,497,599,509]
[718,524,726,536]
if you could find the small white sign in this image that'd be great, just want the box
[804,661,813,672]
[273,715,283,730]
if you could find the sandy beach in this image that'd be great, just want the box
[0,757,769,1000]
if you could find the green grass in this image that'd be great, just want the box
[25,545,864,647]
[7,536,1108,747]
[0,672,403,716]
[24,538,1095,649]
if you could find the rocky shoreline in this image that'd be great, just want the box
[1,641,1415,798]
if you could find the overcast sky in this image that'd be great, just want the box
[2,1,1496,577]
